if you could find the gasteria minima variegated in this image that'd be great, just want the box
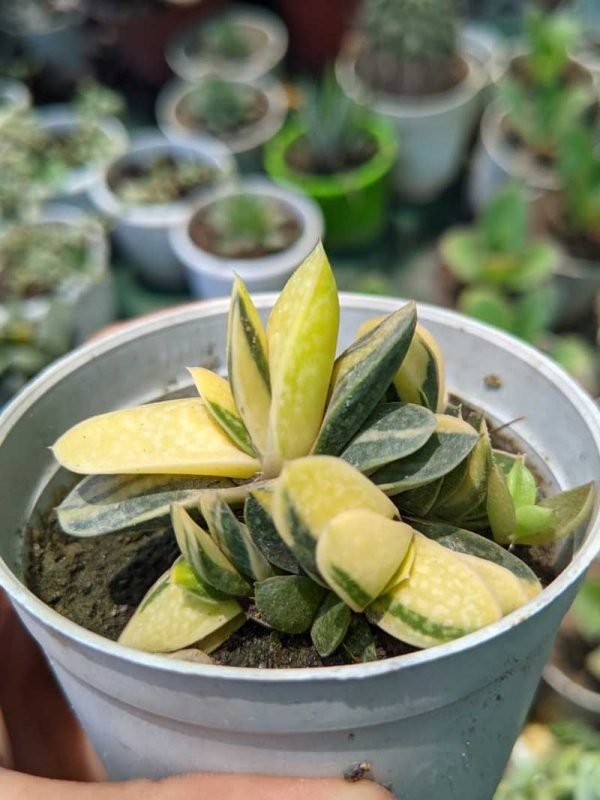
[52,242,596,659]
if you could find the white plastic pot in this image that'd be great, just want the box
[170,177,323,298]
[35,105,128,211]
[0,299,598,799]
[166,4,288,83]
[156,78,288,173]
[88,132,236,292]
[336,37,487,200]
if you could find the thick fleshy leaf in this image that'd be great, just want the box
[340,403,436,475]
[511,482,596,546]
[171,504,252,596]
[515,505,555,539]
[313,303,417,456]
[227,276,271,455]
[266,241,339,465]
[343,616,377,663]
[386,538,417,590]
[170,557,230,604]
[311,593,352,657]
[200,493,274,582]
[244,489,301,574]
[188,367,255,456]
[493,450,520,476]
[487,461,517,545]
[507,457,537,508]
[254,575,326,634]
[316,510,414,612]
[53,399,261,478]
[396,479,444,517]
[273,456,397,579]
[56,473,235,537]
[456,554,530,615]
[367,534,501,649]
[118,570,243,653]
[372,415,480,495]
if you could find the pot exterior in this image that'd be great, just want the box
[1,297,599,798]
[552,254,600,328]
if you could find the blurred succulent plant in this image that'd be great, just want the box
[556,124,600,245]
[180,78,264,138]
[51,243,594,660]
[113,155,216,206]
[197,18,254,61]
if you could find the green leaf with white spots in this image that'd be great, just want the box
[340,403,436,475]
[343,616,378,663]
[254,576,326,634]
[170,557,230,604]
[311,593,352,657]
[487,461,517,545]
[511,482,596,546]
[57,473,236,537]
[507,457,538,508]
[316,510,414,612]
[171,504,253,596]
[118,569,243,653]
[244,489,301,574]
[200,492,274,582]
[372,415,480,495]
[313,303,417,456]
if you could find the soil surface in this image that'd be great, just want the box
[285,132,378,177]
[108,155,215,205]
[175,87,267,140]
[356,50,467,97]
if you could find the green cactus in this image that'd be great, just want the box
[179,78,264,138]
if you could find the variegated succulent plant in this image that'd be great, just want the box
[52,243,596,661]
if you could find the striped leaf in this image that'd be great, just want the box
[313,303,417,456]
[53,399,261,478]
[118,569,243,653]
[372,415,480,495]
[273,456,398,580]
[227,275,271,456]
[171,504,253,596]
[487,461,517,545]
[170,557,231,604]
[188,367,255,456]
[266,241,339,465]
[343,616,378,663]
[367,534,501,649]
[316,510,414,612]
[457,554,530,615]
[56,473,235,537]
[254,576,326,634]
[311,593,352,657]
[396,479,444,517]
[511,482,596,546]
[200,492,274,581]
[340,403,436,475]
[244,489,301,574]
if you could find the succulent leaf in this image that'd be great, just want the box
[266,241,339,463]
[510,483,596,546]
[487,461,517,545]
[53,399,261,478]
[311,593,352,657]
[170,557,230,604]
[273,456,397,579]
[314,303,417,456]
[340,403,436,475]
[200,493,274,582]
[368,534,502,649]
[254,576,327,634]
[171,504,253,596]
[372,415,480,495]
[188,367,255,457]
[244,489,301,574]
[227,276,271,456]
[456,554,530,615]
[396,479,444,517]
[316,510,414,612]
[343,616,377,663]
[118,569,243,653]
[507,457,538,508]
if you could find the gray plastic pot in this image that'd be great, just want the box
[336,37,487,200]
[0,298,599,799]
[170,177,324,298]
[156,78,288,173]
[36,105,129,211]
[88,132,236,291]
[166,4,288,83]
[552,251,600,328]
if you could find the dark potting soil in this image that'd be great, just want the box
[355,51,467,97]
[284,133,378,177]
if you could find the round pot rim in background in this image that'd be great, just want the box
[263,115,397,198]
[544,660,600,716]
[0,296,599,684]
[0,4,84,36]
[0,78,31,119]
[166,3,288,83]
[169,175,324,282]
[88,130,237,229]
[156,77,288,157]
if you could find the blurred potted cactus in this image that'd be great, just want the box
[157,76,287,173]
[336,0,487,199]
[265,72,397,251]
[166,4,288,84]
[170,177,323,297]
[469,8,595,210]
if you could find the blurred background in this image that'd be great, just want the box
[0,0,599,792]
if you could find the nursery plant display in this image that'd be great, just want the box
[336,0,487,198]
[264,72,397,250]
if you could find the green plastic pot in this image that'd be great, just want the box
[264,118,397,251]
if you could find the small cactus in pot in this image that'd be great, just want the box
[51,242,595,661]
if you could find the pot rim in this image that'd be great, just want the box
[87,131,237,228]
[543,661,600,714]
[0,295,599,683]
[166,4,288,84]
[169,176,324,279]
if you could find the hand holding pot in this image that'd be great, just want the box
[0,591,390,800]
